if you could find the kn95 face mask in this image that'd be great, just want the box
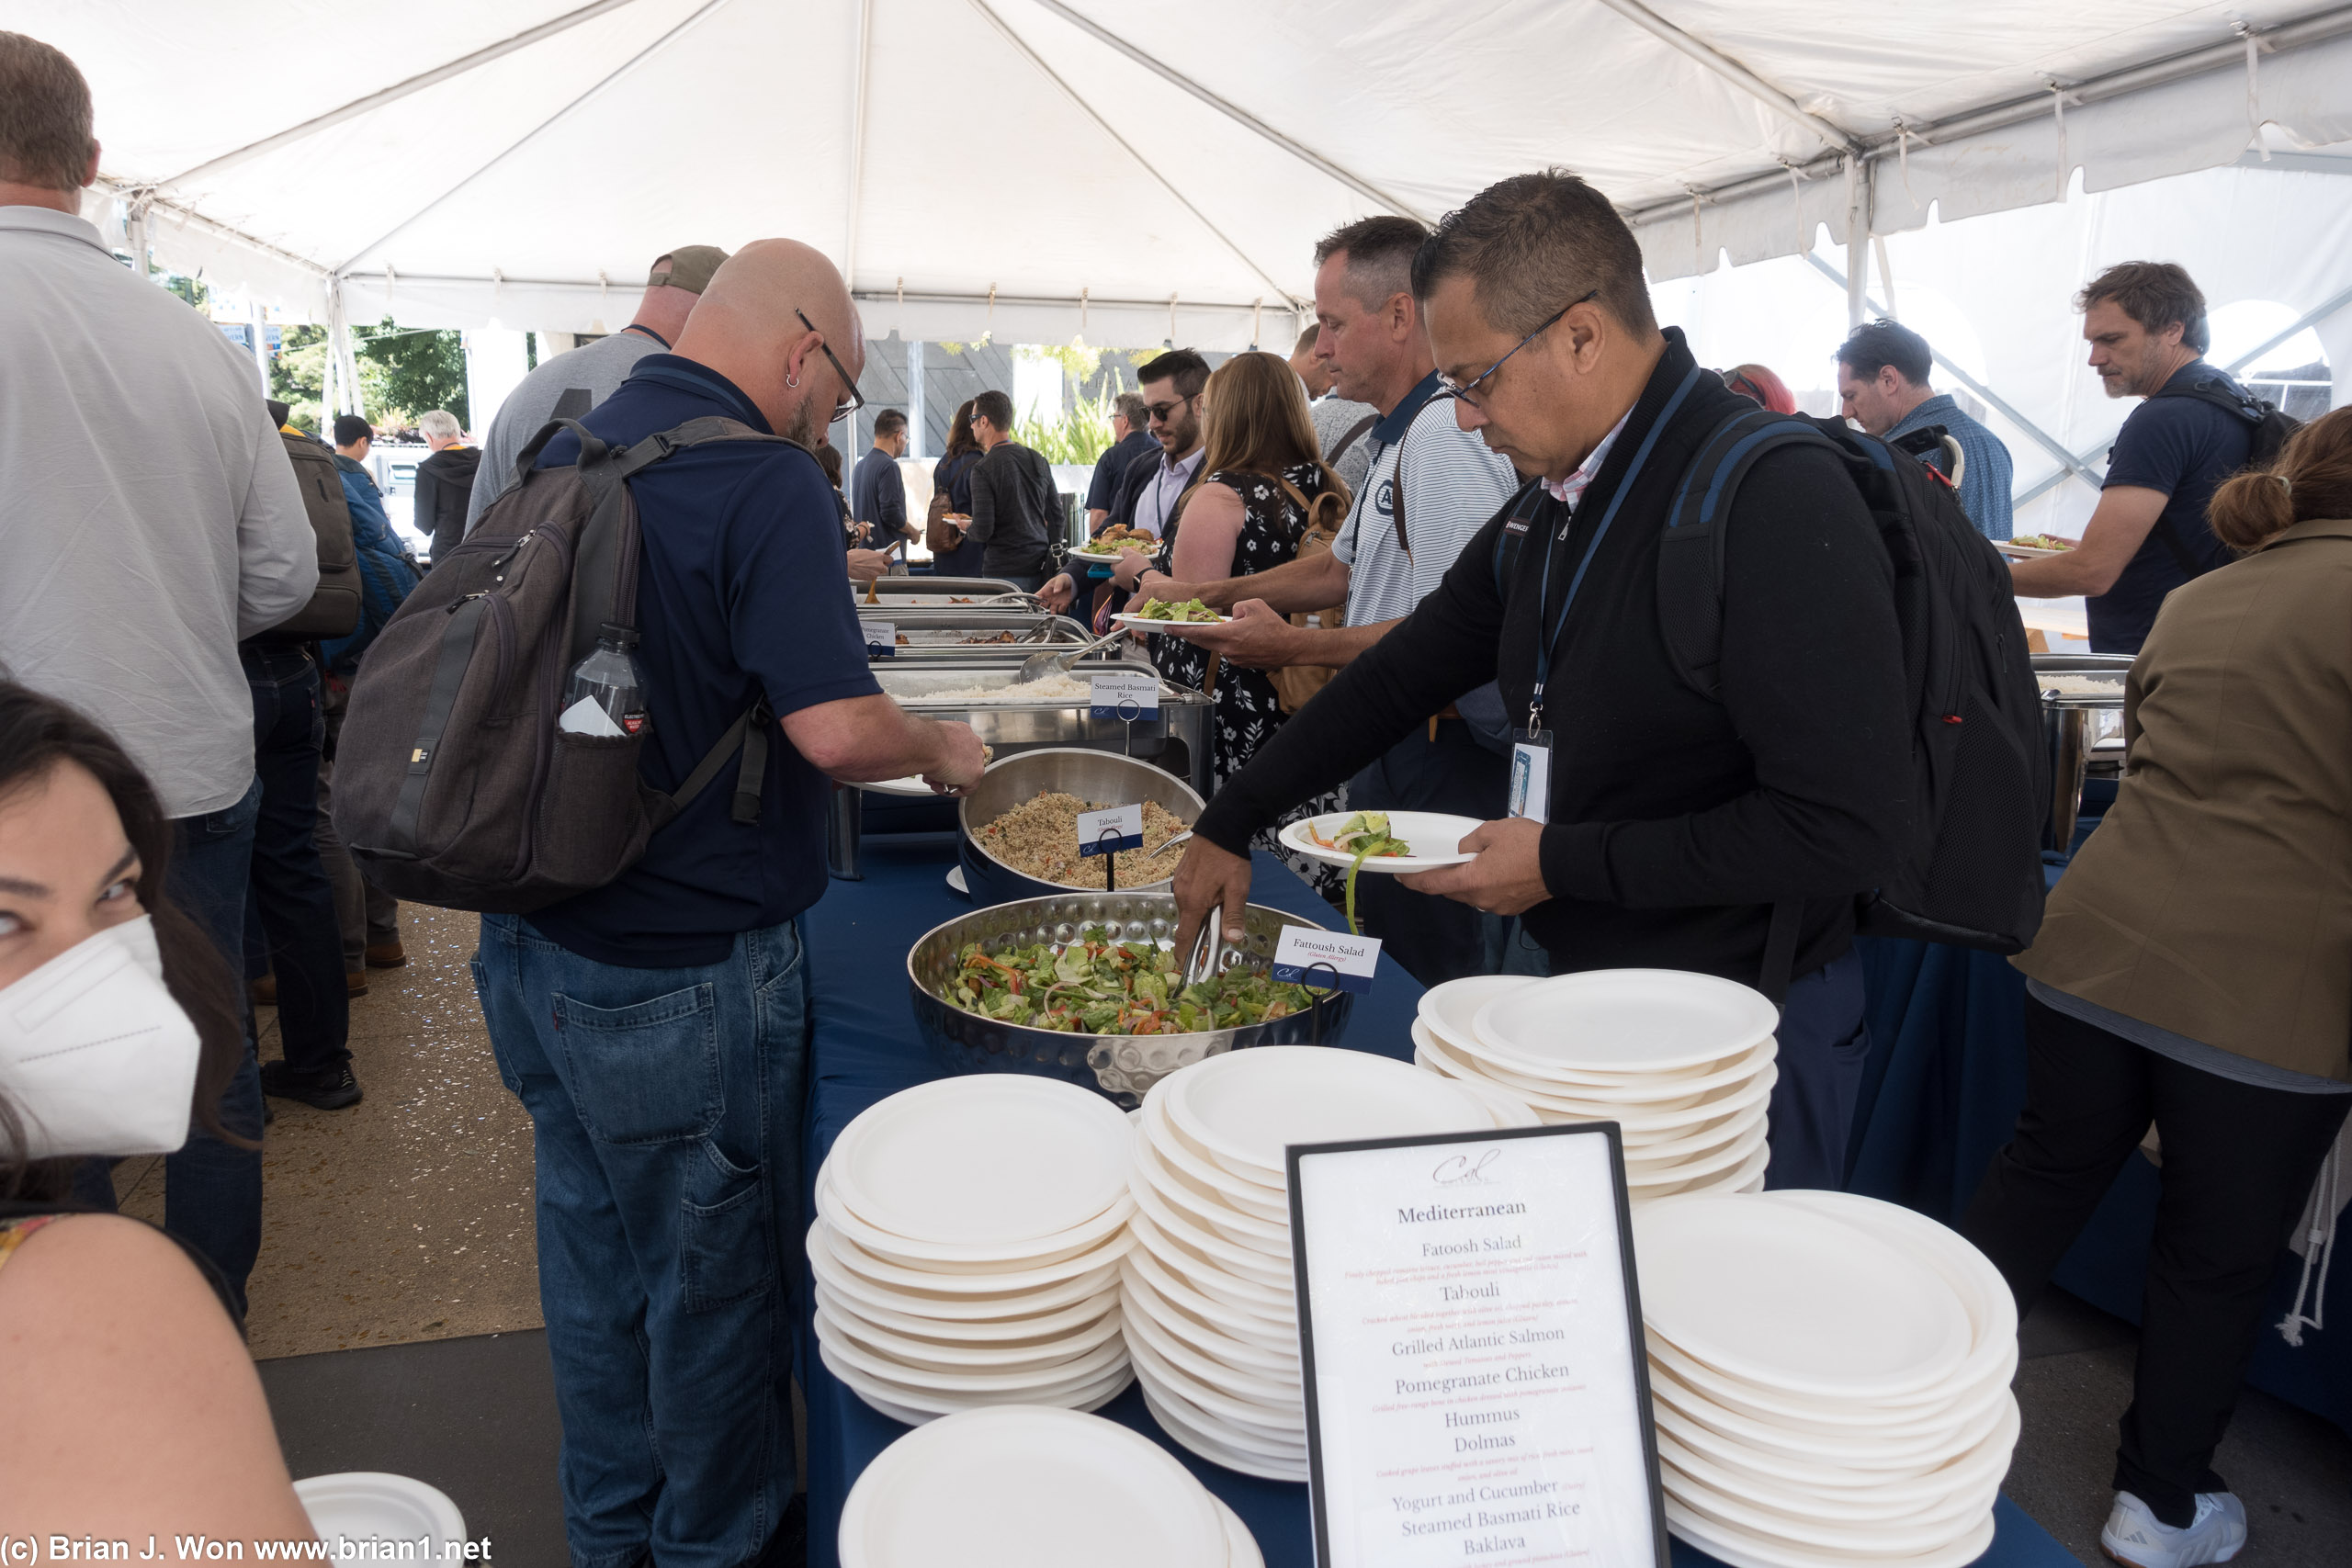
[0,915,202,1160]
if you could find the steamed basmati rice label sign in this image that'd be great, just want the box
[1089,671,1159,717]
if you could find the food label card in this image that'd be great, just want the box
[1075,804,1144,856]
[1289,1125,1668,1568]
[863,621,895,658]
[1089,671,1160,718]
[1272,928,1382,994]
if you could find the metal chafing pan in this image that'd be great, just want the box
[2035,653,2132,851]
[956,749,1205,906]
[871,656,1212,799]
[906,892,1351,1105]
[857,607,1090,654]
[854,576,1038,609]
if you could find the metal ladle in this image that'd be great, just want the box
[1014,624,1132,683]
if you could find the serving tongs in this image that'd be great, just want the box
[1181,904,1227,987]
[1014,624,1130,682]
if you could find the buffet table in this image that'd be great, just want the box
[797,831,2079,1567]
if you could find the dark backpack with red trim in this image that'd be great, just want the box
[1655,410,2048,959]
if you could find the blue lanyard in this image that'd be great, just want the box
[1528,364,1704,733]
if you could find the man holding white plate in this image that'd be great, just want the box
[1173,171,1914,1191]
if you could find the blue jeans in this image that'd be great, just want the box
[1762,950,1871,1192]
[474,913,806,1568]
[170,778,267,1315]
[242,643,350,1076]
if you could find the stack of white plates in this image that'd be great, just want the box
[841,1404,1262,1567]
[1634,1192,2021,1568]
[1120,1045,1523,1480]
[808,1077,1139,1424]
[1413,971,1779,1200]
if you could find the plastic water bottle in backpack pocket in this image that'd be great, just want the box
[561,624,652,738]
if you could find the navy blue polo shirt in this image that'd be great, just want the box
[2090,363,2255,653]
[526,355,880,967]
[1086,428,1158,514]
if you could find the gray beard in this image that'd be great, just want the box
[783,400,827,450]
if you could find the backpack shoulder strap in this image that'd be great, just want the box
[1656,409,1850,701]
[1487,479,1552,601]
[1326,412,1377,465]
[2148,375,2267,423]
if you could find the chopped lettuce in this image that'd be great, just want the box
[946,931,1314,1034]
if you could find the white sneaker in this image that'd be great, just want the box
[2100,1491,2247,1567]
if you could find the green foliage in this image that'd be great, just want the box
[271,323,329,434]
[1015,381,1121,466]
[162,272,209,312]
[263,317,469,434]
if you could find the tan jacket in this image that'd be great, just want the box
[2015,516,2352,1081]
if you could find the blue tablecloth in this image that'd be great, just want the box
[797,831,2076,1567]
[1848,932,2352,1439]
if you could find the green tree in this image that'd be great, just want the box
[271,323,329,434]
[355,318,468,429]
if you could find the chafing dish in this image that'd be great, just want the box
[907,892,1351,1105]
[956,749,1205,906]
[2035,653,2132,851]
[855,576,1038,609]
[873,656,1211,797]
[857,607,1089,656]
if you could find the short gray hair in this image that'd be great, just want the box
[1313,216,1428,314]
[418,410,463,442]
[1114,390,1148,426]
[0,31,96,192]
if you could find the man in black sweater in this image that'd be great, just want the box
[1176,170,1913,1190]
[965,388,1059,589]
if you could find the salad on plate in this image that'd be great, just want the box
[1305,811,1411,933]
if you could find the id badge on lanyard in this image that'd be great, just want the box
[1509,727,1554,824]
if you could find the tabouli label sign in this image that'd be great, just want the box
[1272,927,1382,994]
[1075,804,1144,856]
[1089,671,1159,718]
[1287,1125,1668,1568]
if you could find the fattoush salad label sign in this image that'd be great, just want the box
[1272,927,1382,995]
[1288,1125,1668,1568]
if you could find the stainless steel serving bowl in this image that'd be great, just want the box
[2035,653,2132,851]
[907,892,1352,1105]
[956,748,1205,906]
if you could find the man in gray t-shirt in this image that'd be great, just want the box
[463,245,729,530]
[1295,321,1378,501]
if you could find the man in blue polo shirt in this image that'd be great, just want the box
[472,239,985,1568]
[2010,262,2255,653]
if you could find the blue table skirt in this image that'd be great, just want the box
[1848,935,2351,1438]
[797,831,2075,1567]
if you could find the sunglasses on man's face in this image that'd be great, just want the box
[1145,396,1193,424]
[795,309,865,424]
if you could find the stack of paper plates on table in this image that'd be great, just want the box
[1412,970,1779,1200]
[808,1077,1139,1424]
[841,1404,1261,1568]
[1633,1191,2021,1568]
[1119,1045,1519,1481]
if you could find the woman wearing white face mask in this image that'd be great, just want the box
[0,683,313,1540]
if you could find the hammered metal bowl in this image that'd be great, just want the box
[906,892,1352,1106]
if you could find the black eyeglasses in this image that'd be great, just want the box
[1145,395,1195,424]
[1437,289,1601,410]
[797,308,864,424]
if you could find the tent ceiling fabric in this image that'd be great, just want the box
[21,0,2352,343]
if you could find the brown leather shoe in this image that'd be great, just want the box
[346,969,370,998]
[249,974,277,1008]
[364,941,408,969]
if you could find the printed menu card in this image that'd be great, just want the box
[1288,1124,1667,1567]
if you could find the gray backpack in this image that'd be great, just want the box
[330,417,789,912]
[261,419,363,640]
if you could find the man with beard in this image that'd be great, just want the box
[481,239,986,1568]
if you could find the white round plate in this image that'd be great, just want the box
[1275,811,1483,873]
[1765,1190,2018,1363]
[828,1077,1135,1248]
[1620,1102,1770,1174]
[1649,1333,2015,1434]
[1628,1137,1772,1201]
[837,1404,1223,1568]
[1623,1115,1770,1190]
[808,1220,1124,1316]
[1420,1009,1776,1102]
[820,1168,1136,1273]
[1417,974,1542,1046]
[816,1278,1121,1345]
[1136,1144,1292,1257]
[1127,1171,1296,1288]
[817,1310,1130,1393]
[1067,547,1136,564]
[1159,1046,1493,1182]
[1112,610,1230,631]
[1121,1287,1301,1404]
[1650,1366,2014,1471]
[818,1219,1131,1296]
[1140,1093,1291,1219]
[1127,1207,1296,1314]
[1633,1197,1973,1400]
[1664,1460,1997,1557]
[823,1340,1133,1424]
[294,1473,466,1549]
[1656,1396,2020,1516]
[1137,1380,1311,1482]
[1119,1260,1299,1376]
[1665,1498,1995,1568]
[1121,1239,1298,1347]
[1443,1069,1544,1127]
[849,1366,1135,1427]
[1215,1497,1264,1568]
[945,864,968,894]
[1473,968,1780,1076]
[816,1295,1126,1372]
[1135,1371,1309,1462]
[861,775,944,797]
[1123,1326,1304,1435]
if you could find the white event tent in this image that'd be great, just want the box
[18,0,2352,530]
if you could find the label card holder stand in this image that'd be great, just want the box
[1286,1123,1670,1568]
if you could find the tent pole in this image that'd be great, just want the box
[965,0,1301,309]
[1844,161,1869,328]
[155,0,649,192]
[335,0,733,275]
[1023,0,1430,223]
[843,0,874,286]
[2222,281,2352,375]
[1590,0,1857,155]
[1807,253,2102,492]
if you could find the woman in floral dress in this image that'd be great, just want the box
[1120,352,1352,896]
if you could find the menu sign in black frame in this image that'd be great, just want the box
[1287,1122,1668,1568]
